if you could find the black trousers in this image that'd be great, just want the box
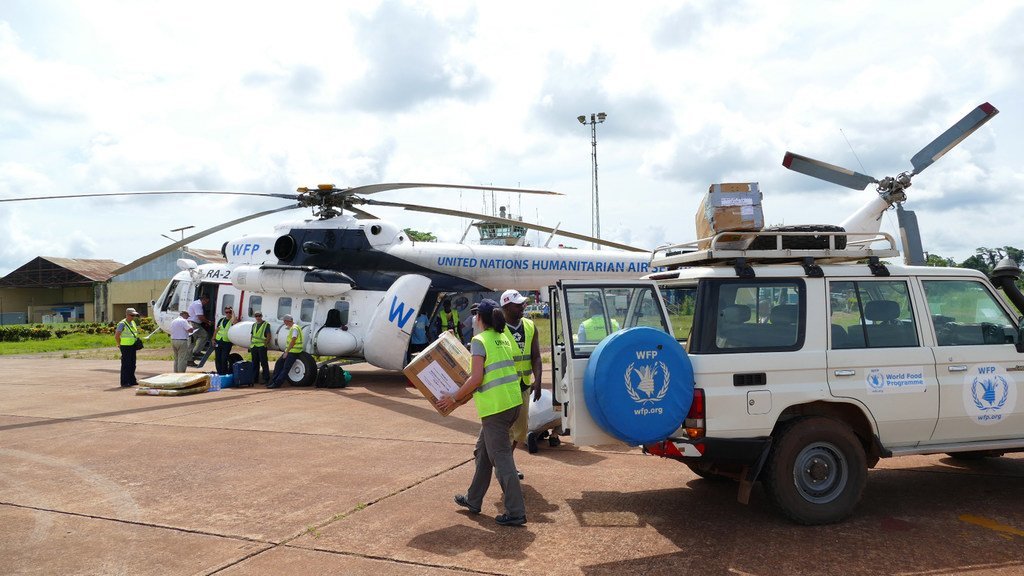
[214,340,233,375]
[119,345,137,387]
[250,346,270,384]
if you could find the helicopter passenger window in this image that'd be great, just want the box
[248,296,262,318]
[277,297,292,320]
[221,295,235,316]
[300,299,314,323]
[333,301,350,326]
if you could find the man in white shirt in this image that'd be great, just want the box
[187,294,211,363]
[169,311,196,373]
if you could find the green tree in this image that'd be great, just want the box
[925,254,955,267]
[403,228,437,242]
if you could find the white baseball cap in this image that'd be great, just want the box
[500,289,528,306]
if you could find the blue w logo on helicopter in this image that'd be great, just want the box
[971,375,1009,411]
[387,296,416,329]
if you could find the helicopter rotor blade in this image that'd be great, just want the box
[909,102,999,175]
[109,204,300,276]
[339,182,562,197]
[0,190,300,203]
[782,152,879,190]
[345,205,380,219]
[363,199,648,253]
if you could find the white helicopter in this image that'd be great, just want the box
[5,182,657,383]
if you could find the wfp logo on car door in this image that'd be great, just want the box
[963,365,1017,425]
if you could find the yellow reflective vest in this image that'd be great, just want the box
[215,318,232,342]
[118,319,139,346]
[285,324,304,353]
[581,315,619,341]
[251,321,269,348]
[472,329,522,418]
[503,318,536,387]
[440,309,460,331]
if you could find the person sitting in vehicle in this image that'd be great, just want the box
[578,299,620,342]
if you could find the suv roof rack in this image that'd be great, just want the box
[652,231,901,270]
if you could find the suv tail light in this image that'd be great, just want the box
[684,388,705,440]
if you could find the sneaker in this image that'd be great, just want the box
[266,383,280,389]
[454,494,480,514]
[494,513,526,526]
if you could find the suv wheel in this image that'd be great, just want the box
[762,417,867,525]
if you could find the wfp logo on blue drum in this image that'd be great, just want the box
[625,350,669,416]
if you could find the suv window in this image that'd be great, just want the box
[922,280,1019,346]
[564,285,667,358]
[661,285,697,346]
[697,279,804,353]
[830,280,918,348]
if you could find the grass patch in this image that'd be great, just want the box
[0,331,173,356]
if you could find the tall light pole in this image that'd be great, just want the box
[577,112,606,249]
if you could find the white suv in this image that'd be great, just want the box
[549,231,1024,524]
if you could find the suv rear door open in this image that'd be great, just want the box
[549,280,676,446]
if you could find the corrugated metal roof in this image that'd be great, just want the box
[42,257,125,280]
[185,248,226,263]
[0,256,125,287]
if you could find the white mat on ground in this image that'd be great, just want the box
[138,373,211,389]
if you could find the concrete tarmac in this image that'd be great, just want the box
[0,356,1022,575]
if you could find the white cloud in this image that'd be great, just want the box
[0,0,1022,277]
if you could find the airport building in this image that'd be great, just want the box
[0,249,224,324]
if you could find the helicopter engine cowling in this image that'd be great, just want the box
[232,265,354,296]
[313,327,361,357]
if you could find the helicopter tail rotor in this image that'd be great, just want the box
[910,102,999,175]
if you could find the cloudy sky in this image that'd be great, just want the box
[1,0,1022,276]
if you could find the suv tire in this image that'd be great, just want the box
[749,225,847,250]
[762,417,866,525]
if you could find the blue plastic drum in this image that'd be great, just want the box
[583,327,694,445]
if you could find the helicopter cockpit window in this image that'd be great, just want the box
[248,296,262,318]
[277,297,292,320]
[300,299,314,323]
[162,280,181,312]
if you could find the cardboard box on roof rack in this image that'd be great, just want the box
[695,182,765,249]
[403,331,472,416]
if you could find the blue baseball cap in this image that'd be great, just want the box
[476,298,498,319]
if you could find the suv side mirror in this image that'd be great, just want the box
[1017,318,1024,354]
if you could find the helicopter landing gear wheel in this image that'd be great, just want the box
[274,352,317,387]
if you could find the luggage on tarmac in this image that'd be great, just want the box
[232,361,254,387]
[315,364,351,388]
[526,389,562,454]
